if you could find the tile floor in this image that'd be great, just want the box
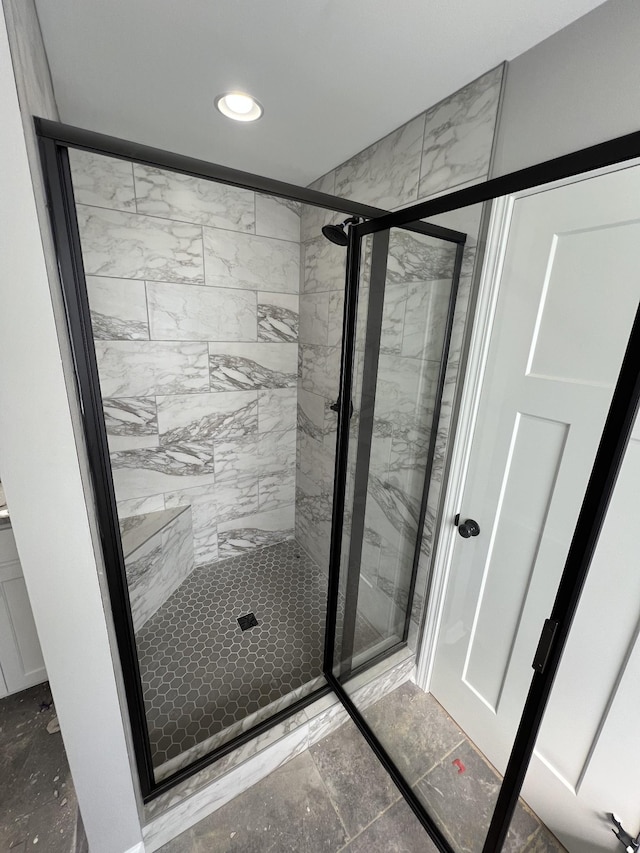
[158,682,566,853]
[136,540,381,768]
[0,682,82,852]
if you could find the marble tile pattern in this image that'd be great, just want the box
[334,113,426,210]
[70,154,302,568]
[120,506,194,632]
[297,65,504,637]
[86,275,149,340]
[419,64,504,199]
[147,281,256,342]
[134,164,255,231]
[257,291,298,342]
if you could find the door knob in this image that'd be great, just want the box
[330,399,354,419]
[456,517,480,538]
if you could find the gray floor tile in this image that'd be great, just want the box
[362,681,465,784]
[523,826,568,852]
[310,719,400,838]
[160,752,347,852]
[415,740,539,853]
[342,799,440,853]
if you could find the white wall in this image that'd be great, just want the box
[0,3,143,851]
[493,0,640,175]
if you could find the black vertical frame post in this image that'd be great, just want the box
[323,224,362,676]
[336,229,390,678]
[38,137,157,796]
[482,299,640,852]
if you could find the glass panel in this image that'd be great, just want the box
[333,224,461,679]
[331,169,640,852]
[67,148,351,783]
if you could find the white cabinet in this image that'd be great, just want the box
[0,524,46,697]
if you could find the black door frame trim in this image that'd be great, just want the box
[325,130,640,853]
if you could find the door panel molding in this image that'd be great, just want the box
[416,195,514,692]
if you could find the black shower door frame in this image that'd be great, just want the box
[325,129,640,853]
[34,116,465,802]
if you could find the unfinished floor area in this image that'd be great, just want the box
[157,681,566,853]
[0,682,83,852]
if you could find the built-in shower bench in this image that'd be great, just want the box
[119,506,194,634]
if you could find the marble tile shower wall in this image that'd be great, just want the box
[70,151,302,566]
[296,65,505,635]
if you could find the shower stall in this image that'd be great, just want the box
[38,119,464,794]
[36,116,640,853]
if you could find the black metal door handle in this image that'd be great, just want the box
[457,517,480,538]
[330,399,354,419]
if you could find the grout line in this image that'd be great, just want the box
[334,792,403,851]
[411,736,467,789]
[76,199,299,245]
[307,748,353,845]
[131,161,139,214]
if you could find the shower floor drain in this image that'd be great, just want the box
[237,612,259,631]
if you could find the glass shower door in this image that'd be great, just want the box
[327,222,465,680]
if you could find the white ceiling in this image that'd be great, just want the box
[35,0,606,186]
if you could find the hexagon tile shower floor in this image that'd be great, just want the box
[135,540,381,769]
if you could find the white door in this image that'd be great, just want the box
[0,526,47,696]
[430,164,640,852]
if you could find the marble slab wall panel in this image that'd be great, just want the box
[217,505,295,559]
[86,275,149,341]
[257,292,298,343]
[334,113,426,210]
[104,396,158,452]
[209,342,297,391]
[157,391,258,444]
[164,477,260,567]
[302,235,345,294]
[94,341,210,397]
[69,149,136,211]
[133,164,255,232]
[103,396,158,439]
[111,442,217,501]
[257,387,297,434]
[255,195,301,243]
[204,228,299,293]
[297,387,327,442]
[418,65,504,199]
[72,153,302,575]
[77,205,205,283]
[300,173,337,244]
[299,291,330,345]
[298,65,505,650]
[299,344,341,399]
[147,281,257,342]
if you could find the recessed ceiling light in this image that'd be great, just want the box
[215,92,263,122]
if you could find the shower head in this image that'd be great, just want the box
[321,216,360,245]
